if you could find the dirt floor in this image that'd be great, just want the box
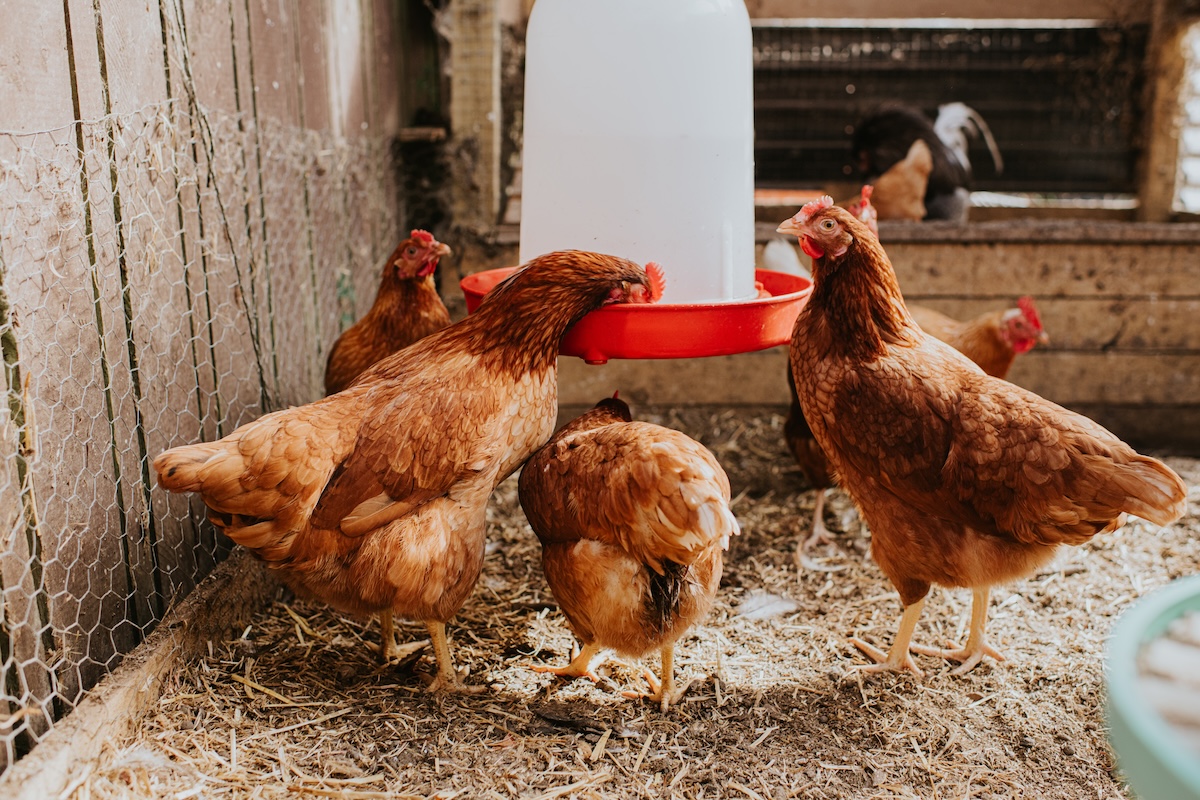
[76,408,1200,800]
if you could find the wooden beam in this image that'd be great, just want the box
[448,0,502,232]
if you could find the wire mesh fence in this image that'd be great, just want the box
[752,19,1149,193]
[0,1,405,773]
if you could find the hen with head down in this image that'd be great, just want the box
[155,251,663,691]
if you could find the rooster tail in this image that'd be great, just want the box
[934,102,1004,175]
[1114,456,1188,526]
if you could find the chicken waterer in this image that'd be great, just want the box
[460,0,810,364]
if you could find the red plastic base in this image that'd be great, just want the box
[460,268,811,364]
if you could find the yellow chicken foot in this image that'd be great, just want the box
[850,598,927,678]
[532,641,604,682]
[377,611,430,663]
[909,587,1006,676]
[621,643,691,712]
[422,620,483,693]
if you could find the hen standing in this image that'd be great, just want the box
[787,191,1049,565]
[519,396,739,711]
[779,197,1186,677]
[155,251,664,690]
[908,296,1047,381]
[325,230,452,395]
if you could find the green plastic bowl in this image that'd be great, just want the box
[1106,575,1200,800]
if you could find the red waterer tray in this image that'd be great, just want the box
[460,268,811,365]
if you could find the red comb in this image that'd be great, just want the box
[799,195,835,221]
[612,390,619,399]
[860,185,874,204]
[644,261,666,303]
[1017,296,1042,331]
[410,229,434,244]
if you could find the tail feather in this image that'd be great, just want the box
[934,102,1004,176]
[1114,456,1188,526]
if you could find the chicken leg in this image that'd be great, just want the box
[850,597,927,677]
[795,489,846,572]
[423,620,483,693]
[532,641,604,682]
[909,586,1005,675]
[377,611,429,663]
[621,642,692,713]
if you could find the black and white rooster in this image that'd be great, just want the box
[851,102,1003,222]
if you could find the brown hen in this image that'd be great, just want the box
[519,396,739,711]
[779,197,1186,678]
[324,230,452,395]
[154,251,662,690]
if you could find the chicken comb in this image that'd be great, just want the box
[644,261,666,303]
[410,229,434,245]
[798,195,835,221]
[860,185,874,204]
[1017,296,1043,331]
[612,390,619,399]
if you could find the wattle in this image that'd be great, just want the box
[800,236,824,259]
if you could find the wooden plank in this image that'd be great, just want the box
[561,348,1200,415]
[179,0,271,426]
[296,1,345,399]
[96,0,211,609]
[559,348,792,408]
[902,297,1200,352]
[0,4,80,755]
[888,240,1200,298]
[0,550,276,800]
[1007,352,1200,406]
[237,0,312,407]
[1070,405,1200,454]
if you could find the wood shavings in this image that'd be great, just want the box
[67,410,1200,800]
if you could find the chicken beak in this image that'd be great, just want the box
[435,242,453,257]
[776,218,802,236]
[1037,330,1050,345]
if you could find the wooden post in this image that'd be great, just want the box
[1136,0,1200,221]
[448,0,502,233]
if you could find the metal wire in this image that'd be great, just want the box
[0,9,402,771]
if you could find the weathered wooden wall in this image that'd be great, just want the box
[0,0,408,770]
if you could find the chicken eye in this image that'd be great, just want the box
[405,246,418,256]
[820,219,836,231]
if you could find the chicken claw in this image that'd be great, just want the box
[909,640,1005,676]
[620,644,691,712]
[908,587,1005,676]
[531,642,603,682]
[622,669,693,713]
[849,598,926,678]
[850,637,925,678]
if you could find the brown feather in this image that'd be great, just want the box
[518,399,739,658]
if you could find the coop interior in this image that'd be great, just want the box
[1,1,1199,799]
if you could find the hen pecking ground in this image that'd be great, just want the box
[79,407,1199,799]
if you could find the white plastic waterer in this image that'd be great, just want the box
[519,0,757,304]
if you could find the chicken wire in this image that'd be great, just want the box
[0,72,403,777]
[753,19,1148,193]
